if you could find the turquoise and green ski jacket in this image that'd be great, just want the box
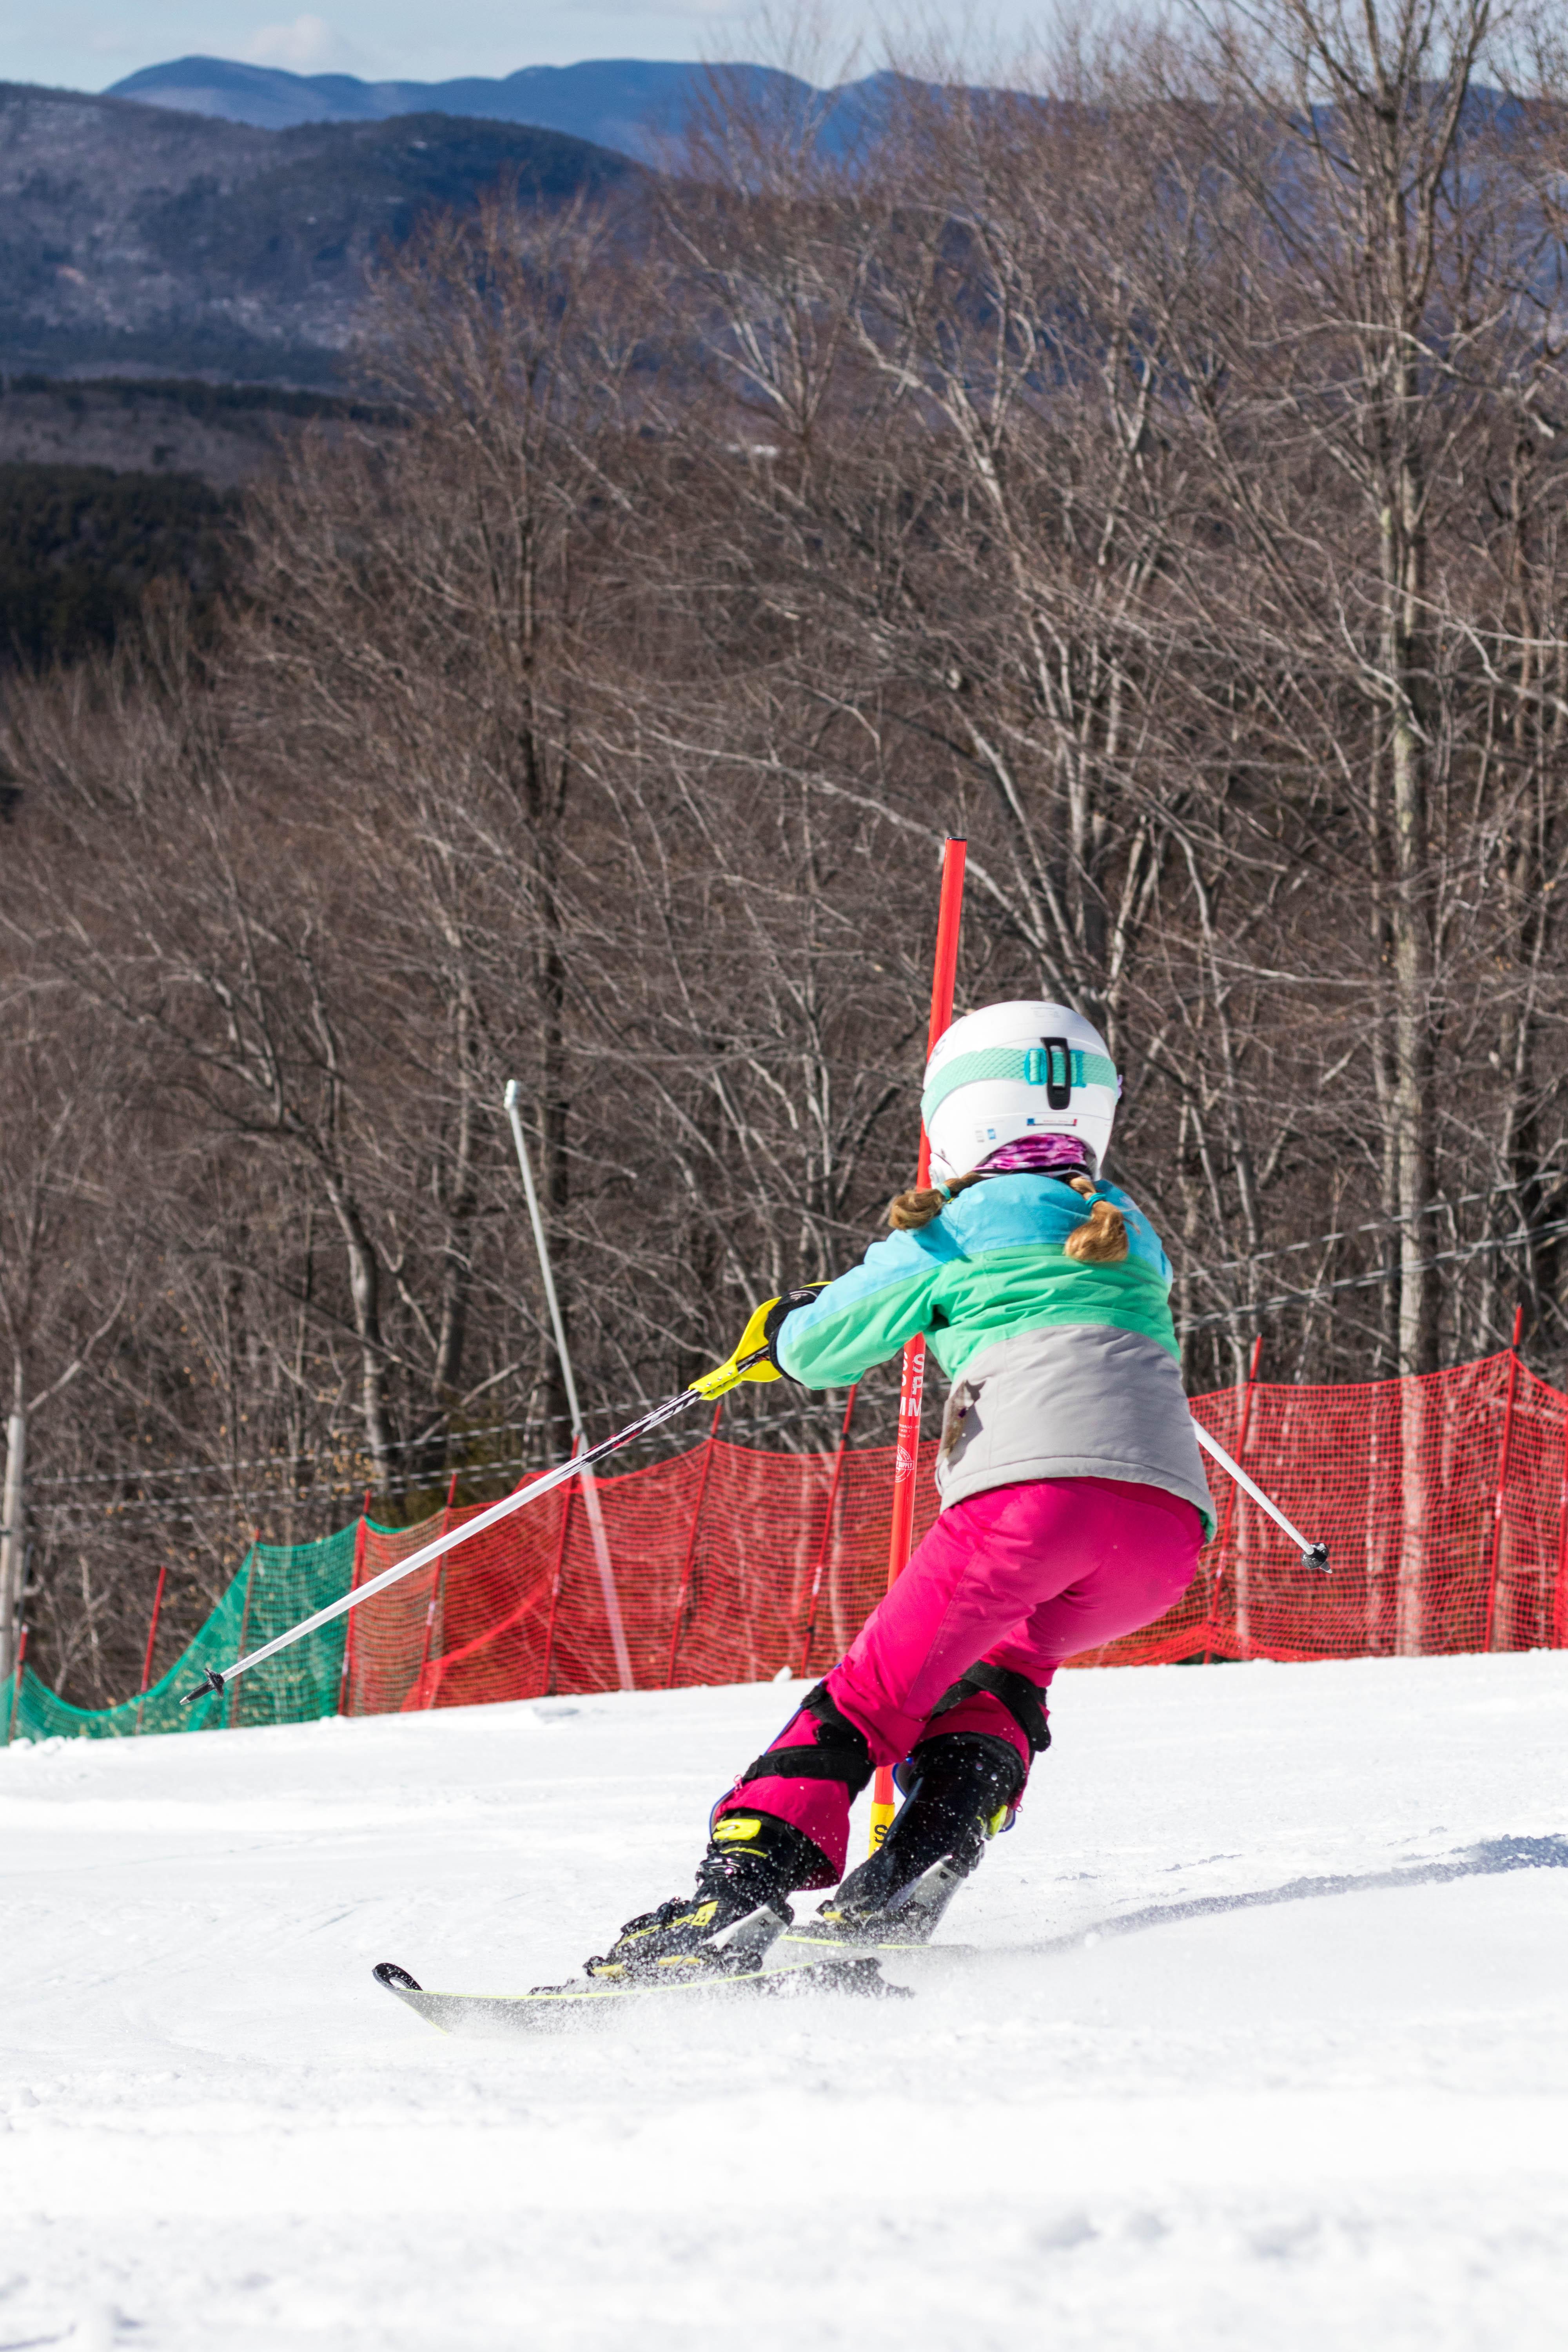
[775,1172,1214,1533]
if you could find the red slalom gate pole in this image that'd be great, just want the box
[1483,1304,1524,1653]
[867,835,967,1851]
[1203,1334,1263,1665]
[541,1441,581,1699]
[337,1495,370,1718]
[134,1565,169,1735]
[666,1404,723,1689]
[797,1385,858,1680]
[415,1471,459,1710]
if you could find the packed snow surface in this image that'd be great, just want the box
[5,1651,1566,2351]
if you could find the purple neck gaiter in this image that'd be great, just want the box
[975,1133,1096,1180]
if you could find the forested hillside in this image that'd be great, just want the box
[0,83,640,379]
[3,1,1567,1707]
[0,380,406,668]
[0,375,401,488]
[0,464,237,667]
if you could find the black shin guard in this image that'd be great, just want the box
[815,1731,1028,1945]
[926,1663,1052,1763]
[731,1681,875,1804]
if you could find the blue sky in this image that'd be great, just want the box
[9,5,1043,96]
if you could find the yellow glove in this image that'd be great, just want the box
[690,1286,828,1400]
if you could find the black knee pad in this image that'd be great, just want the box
[926,1663,1051,1762]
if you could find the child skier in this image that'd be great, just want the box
[584,1002,1215,1978]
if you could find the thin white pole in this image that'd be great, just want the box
[1194,1420,1328,1570]
[503,1081,635,1689]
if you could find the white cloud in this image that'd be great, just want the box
[241,15,358,72]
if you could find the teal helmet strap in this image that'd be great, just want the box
[921,1042,1120,1127]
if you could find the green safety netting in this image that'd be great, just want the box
[4,1523,359,1741]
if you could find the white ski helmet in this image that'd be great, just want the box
[922,1001,1121,1183]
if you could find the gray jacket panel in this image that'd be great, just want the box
[934,1323,1215,1532]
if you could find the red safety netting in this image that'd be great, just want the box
[339,1347,1568,1719]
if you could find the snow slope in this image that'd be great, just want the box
[4,1651,1566,2352]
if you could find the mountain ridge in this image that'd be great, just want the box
[105,53,898,162]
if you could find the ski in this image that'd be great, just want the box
[781,1929,973,1962]
[373,1950,909,2036]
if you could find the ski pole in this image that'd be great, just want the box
[180,1348,771,1706]
[1192,1421,1328,1571]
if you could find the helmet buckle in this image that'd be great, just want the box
[1040,1036,1073,1109]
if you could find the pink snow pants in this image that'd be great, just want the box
[714,1475,1203,1885]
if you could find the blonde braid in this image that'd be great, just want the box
[886,1167,986,1230]
[1063,1172,1128,1263]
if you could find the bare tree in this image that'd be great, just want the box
[5,17,1568,1699]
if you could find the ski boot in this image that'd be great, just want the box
[582,1812,827,1984]
[807,1731,1027,1947]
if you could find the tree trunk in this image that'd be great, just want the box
[1384,443,1439,1378]
[324,1172,396,1487]
[424,989,480,1483]
[536,834,572,1449]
